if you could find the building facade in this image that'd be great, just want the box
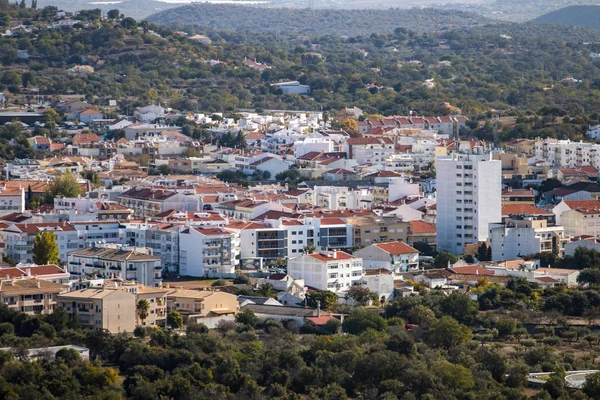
[436,151,502,254]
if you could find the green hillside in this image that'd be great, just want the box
[146,5,495,36]
[531,5,600,30]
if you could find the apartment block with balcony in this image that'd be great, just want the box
[288,250,364,293]
[489,217,568,261]
[123,222,180,273]
[57,288,136,334]
[68,244,162,287]
[348,216,410,247]
[436,151,502,255]
[0,222,78,263]
[0,278,66,315]
[178,227,235,277]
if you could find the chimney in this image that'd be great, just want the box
[36,280,41,288]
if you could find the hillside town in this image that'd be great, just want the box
[0,95,597,334]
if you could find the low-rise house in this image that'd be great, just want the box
[287,250,363,293]
[354,241,420,273]
[564,235,600,256]
[240,303,327,327]
[553,200,600,226]
[238,295,283,307]
[57,288,136,334]
[0,278,66,315]
[165,289,238,323]
[361,269,395,301]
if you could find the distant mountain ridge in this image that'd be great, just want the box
[531,5,600,30]
[145,5,496,36]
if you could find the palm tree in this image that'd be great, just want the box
[257,283,276,298]
[136,299,150,326]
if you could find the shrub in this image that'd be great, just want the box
[542,336,562,346]
[186,322,209,335]
[211,279,227,287]
[520,339,537,348]
[233,274,251,284]
[324,318,341,334]
[216,320,237,333]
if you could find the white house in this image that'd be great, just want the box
[354,241,420,273]
[287,250,363,293]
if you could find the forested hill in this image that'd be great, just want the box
[531,5,600,30]
[145,5,495,36]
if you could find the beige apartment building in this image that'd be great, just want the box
[0,278,66,315]
[349,216,409,247]
[562,207,600,238]
[136,285,168,327]
[57,288,136,334]
[166,289,238,322]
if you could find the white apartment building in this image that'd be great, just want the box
[436,151,502,254]
[0,186,25,215]
[535,138,600,169]
[239,219,317,261]
[178,227,234,277]
[293,137,336,158]
[68,244,163,287]
[488,218,568,261]
[123,222,180,273]
[561,207,600,237]
[287,250,364,293]
[312,186,373,211]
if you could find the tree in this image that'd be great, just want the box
[42,109,60,129]
[235,309,258,327]
[167,311,183,329]
[434,251,458,268]
[346,286,375,306]
[32,231,59,265]
[306,290,338,311]
[477,243,492,261]
[425,316,472,348]
[439,293,478,325]
[48,171,82,200]
[406,304,436,327]
[257,283,276,298]
[136,299,150,326]
[31,0,37,9]
[19,0,26,9]
[412,241,435,257]
[342,309,387,334]
[107,9,120,19]
[304,243,316,254]
[583,371,600,398]
[578,268,600,285]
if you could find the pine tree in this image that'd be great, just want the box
[19,0,26,8]
[32,231,59,265]
[31,0,37,9]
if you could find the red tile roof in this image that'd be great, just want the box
[449,265,494,276]
[502,204,553,216]
[308,251,356,262]
[374,241,418,255]
[409,220,436,234]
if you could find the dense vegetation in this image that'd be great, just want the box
[5,275,600,399]
[3,1,600,143]
[531,6,600,30]
[146,5,494,36]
